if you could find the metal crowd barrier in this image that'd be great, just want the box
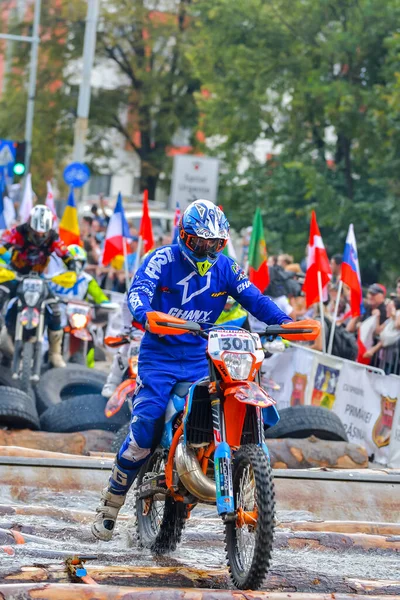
[371,340,400,375]
[289,342,385,376]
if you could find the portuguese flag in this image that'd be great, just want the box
[248,208,269,292]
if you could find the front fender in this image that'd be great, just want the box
[224,381,276,408]
[262,404,280,427]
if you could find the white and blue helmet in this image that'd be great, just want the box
[178,199,229,275]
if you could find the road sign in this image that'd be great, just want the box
[170,155,219,210]
[63,162,91,188]
[0,140,16,179]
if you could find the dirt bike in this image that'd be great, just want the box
[130,312,320,590]
[0,266,77,395]
[104,327,145,418]
[62,299,119,366]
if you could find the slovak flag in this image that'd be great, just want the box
[101,192,131,266]
[302,210,332,307]
[173,200,181,242]
[341,224,363,317]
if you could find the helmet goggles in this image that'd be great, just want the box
[181,231,227,257]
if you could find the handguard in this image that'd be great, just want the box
[146,311,194,336]
[279,319,321,341]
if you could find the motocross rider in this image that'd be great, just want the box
[0,205,76,368]
[49,244,109,305]
[92,199,291,541]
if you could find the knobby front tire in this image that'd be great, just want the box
[225,444,275,590]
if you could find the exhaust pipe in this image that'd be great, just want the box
[175,439,216,503]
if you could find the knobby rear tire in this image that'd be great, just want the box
[225,444,275,590]
[135,448,187,554]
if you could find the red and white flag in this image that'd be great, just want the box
[302,210,332,307]
[46,181,58,227]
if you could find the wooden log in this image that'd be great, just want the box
[277,520,400,536]
[267,437,368,469]
[0,446,116,463]
[2,569,400,596]
[3,565,228,589]
[0,446,89,460]
[0,527,60,546]
[274,530,400,552]
[0,503,129,524]
[0,430,114,455]
[1,583,396,600]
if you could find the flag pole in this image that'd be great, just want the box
[133,235,143,277]
[327,279,343,355]
[317,270,326,354]
[122,237,130,293]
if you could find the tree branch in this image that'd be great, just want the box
[111,114,141,155]
[103,43,140,88]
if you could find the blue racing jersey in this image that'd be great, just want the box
[128,245,290,357]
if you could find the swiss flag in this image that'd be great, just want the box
[302,211,332,307]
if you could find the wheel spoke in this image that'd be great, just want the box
[139,454,166,536]
[235,462,257,572]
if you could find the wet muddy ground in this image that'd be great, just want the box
[0,478,399,595]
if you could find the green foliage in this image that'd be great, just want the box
[190,0,400,284]
[0,0,85,198]
[93,0,200,197]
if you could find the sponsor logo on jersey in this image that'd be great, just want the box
[211,291,227,297]
[231,262,241,274]
[237,280,251,294]
[144,247,174,280]
[168,307,212,322]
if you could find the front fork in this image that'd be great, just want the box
[32,307,45,381]
[210,392,235,516]
[11,304,23,378]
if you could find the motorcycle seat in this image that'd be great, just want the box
[172,381,192,397]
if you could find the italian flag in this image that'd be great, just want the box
[248,208,269,292]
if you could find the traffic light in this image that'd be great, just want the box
[13,141,26,176]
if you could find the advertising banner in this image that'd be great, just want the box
[388,380,400,467]
[261,347,314,410]
[262,345,400,465]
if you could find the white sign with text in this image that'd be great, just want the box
[170,155,219,210]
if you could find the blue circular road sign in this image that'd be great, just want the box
[63,162,91,188]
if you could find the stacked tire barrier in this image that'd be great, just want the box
[0,365,131,437]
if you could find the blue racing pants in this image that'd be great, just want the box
[116,349,209,472]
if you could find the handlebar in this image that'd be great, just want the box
[147,312,320,342]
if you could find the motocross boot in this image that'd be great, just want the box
[102,352,126,398]
[0,325,14,359]
[48,329,66,368]
[91,460,138,541]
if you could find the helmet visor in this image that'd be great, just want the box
[186,235,227,257]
